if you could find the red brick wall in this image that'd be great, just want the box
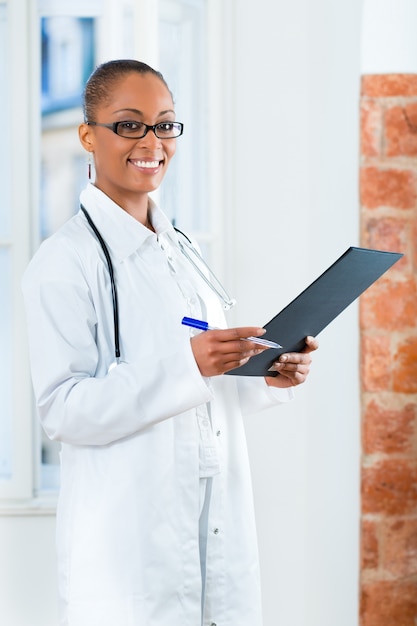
[360,74,417,626]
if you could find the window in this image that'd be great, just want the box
[38,0,210,495]
[41,17,95,114]
[0,0,34,501]
[0,0,230,504]
[0,4,12,482]
[158,0,208,235]
[37,11,99,491]
[40,17,96,240]
[0,253,12,481]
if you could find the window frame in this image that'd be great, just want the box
[0,0,35,503]
[0,0,235,509]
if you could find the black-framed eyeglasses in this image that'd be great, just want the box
[86,120,184,139]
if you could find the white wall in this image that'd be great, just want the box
[0,513,58,626]
[362,0,417,73]
[228,1,363,625]
[5,1,416,626]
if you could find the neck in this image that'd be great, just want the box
[126,202,155,232]
[121,196,150,225]
[144,211,154,232]
[92,183,154,229]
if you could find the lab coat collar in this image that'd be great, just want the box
[79,184,175,262]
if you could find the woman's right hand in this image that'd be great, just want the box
[190,327,267,377]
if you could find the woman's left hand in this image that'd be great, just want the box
[265,336,319,388]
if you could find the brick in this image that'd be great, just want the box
[360,579,417,626]
[360,166,417,210]
[362,74,417,98]
[393,338,417,393]
[360,75,417,626]
[361,217,408,268]
[385,103,417,158]
[362,399,416,455]
[360,278,417,332]
[361,518,379,570]
[412,218,417,273]
[362,459,417,516]
[381,518,417,578]
[361,100,382,157]
[361,334,392,392]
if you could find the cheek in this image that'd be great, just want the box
[165,142,176,162]
[94,144,123,169]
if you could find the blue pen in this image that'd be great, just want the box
[181,317,282,349]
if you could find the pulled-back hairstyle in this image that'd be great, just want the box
[83,59,171,122]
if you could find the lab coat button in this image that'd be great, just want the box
[211,622,217,626]
[216,430,221,436]
[213,527,219,535]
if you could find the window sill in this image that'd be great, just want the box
[0,494,57,516]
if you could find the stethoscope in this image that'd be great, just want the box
[80,204,236,366]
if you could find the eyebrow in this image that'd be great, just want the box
[112,108,176,117]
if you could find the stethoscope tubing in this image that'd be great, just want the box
[81,205,189,364]
[80,204,235,365]
[80,204,121,360]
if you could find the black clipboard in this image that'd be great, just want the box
[226,247,403,377]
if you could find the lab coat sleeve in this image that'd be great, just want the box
[22,237,213,446]
[235,375,294,416]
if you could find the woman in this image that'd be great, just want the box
[23,60,318,626]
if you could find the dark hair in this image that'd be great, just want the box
[83,59,171,122]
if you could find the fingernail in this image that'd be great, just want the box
[279,355,287,362]
[267,362,282,372]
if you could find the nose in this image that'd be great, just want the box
[140,127,162,147]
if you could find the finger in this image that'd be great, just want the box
[281,370,307,385]
[279,360,311,382]
[273,361,309,375]
[202,331,269,360]
[204,352,254,375]
[276,362,307,373]
[268,337,318,368]
[303,336,319,353]
[269,353,312,376]
[199,342,264,374]
[211,327,267,342]
[190,329,267,377]
[220,348,264,363]
[206,337,264,358]
[278,352,311,366]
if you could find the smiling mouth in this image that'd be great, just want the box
[129,159,161,169]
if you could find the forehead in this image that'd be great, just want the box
[99,72,174,115]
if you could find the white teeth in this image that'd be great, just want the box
[131,160,160,168]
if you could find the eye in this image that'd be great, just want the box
[118,121,144,133]
[157,122,176,135]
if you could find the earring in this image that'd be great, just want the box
[88,153,93,181]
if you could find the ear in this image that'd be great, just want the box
[79,122,94,152]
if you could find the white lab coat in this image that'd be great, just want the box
[22,184,292,626]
